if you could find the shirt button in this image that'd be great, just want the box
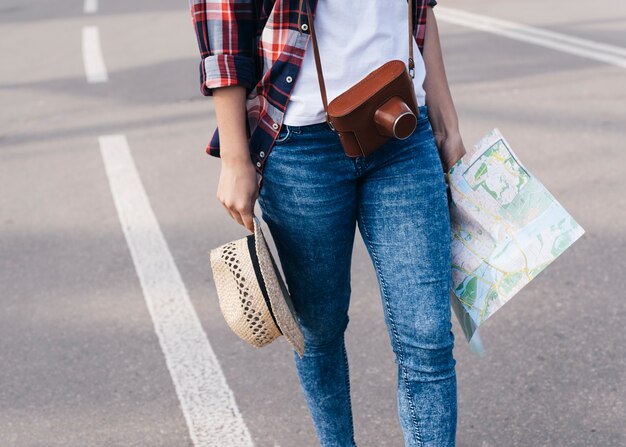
[272,123,279,130]
[260,151,265,157]
[286,76,293,83]
[256,161,262,168]
[301,23,309,32]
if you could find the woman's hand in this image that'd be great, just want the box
[217,151,259,233]
[433,130,467,173]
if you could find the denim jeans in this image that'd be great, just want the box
[257,105,457,447]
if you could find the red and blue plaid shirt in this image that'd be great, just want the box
[188,0,435,188]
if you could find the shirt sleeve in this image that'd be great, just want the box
[428,0,437,7]
[188,0,258,96]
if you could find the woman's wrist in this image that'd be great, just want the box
[427,102,460,138]
[221,148,253,166]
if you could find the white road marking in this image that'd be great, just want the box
[436,7,626,69]
[82,26,108,83]
[83,0,98,14]
[99,135,254,447]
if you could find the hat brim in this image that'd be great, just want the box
[253,216,305,358]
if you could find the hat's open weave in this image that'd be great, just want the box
[209,216,304,357]
[211,238,282,347]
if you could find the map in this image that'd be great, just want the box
[447,129,585,355]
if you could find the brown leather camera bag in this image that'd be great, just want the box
[299,0,420,158]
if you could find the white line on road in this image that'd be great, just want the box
[83,0,98,14]
[82,26,108,83]
[99,135,254,447]
[436,7,626,69]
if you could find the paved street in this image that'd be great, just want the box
[1,0,624,446]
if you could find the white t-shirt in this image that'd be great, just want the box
[283,0,427,126]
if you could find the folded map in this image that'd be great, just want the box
[447,129,585,355]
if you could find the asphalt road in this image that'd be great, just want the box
[1,0,625,446]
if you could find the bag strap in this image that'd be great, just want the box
[297,0,415,126]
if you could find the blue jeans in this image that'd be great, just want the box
[257,105,457,447]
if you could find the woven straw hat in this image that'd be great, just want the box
[209,215,304,358]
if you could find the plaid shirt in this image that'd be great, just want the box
[189,0,436,189]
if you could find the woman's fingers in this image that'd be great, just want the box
[230,200,255,233]
[219,198,240,225]
[226,202,246,227]
[216,155,259,233]
[219,196,255,233]
[240,210,255,233]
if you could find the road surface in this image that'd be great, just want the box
[1,0,625,445]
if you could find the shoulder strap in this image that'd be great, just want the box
[408,0,415,77]
[298,0,415,125]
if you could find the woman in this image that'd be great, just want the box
[189,0,466,445]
